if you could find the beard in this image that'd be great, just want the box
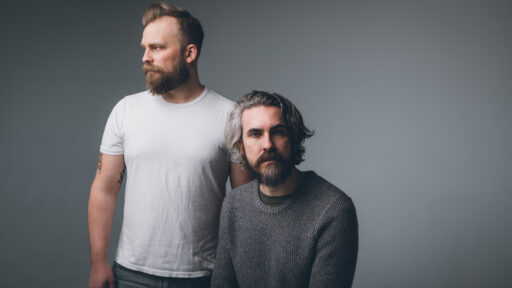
[142,59,190,95]
[244,149,293,187]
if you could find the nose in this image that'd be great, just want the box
[142,49,153,63]
[262,133,274,151]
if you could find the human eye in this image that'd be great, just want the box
[247,130,262,138]
[150,45,164,51]
[271,127,287,137]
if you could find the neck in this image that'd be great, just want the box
[161,69,203,104]
[260,168,301,197]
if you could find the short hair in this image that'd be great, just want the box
[142,3,204,56]
[226,90,314,166]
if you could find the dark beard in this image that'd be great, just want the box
[142,60,190,95]
[244,149,293,187]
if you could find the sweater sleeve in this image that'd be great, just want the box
[309,195,359,288]
[211,195,239,288]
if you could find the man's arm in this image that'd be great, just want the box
[88,153,125,288]
[309,197,359,288]
[229,162,253,189]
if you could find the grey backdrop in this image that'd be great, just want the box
[1,0,510,287]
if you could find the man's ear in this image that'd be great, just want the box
[184,44,198,64]
[237,140,245,154]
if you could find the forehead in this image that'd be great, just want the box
[241,105,285,131]
[141,16,181,43]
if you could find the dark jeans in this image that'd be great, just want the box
[112,262,211,288]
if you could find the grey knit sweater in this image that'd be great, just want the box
[211,171,358,288]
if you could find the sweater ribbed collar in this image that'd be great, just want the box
[252,171,315,213]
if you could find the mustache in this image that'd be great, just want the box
[256,150,284,167]
[142,63,165,74]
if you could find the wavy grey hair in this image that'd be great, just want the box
[225,90,314,166]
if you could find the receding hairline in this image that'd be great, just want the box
[142,3,188,26]
[143,14,180,27]
[142,15,182,35]
[141,16,185,46]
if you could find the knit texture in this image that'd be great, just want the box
[211,171,358,288]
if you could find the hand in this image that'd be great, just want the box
[89,262,115,288]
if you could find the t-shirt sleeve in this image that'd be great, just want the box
[100,99,125,155]
[220,98,239,163]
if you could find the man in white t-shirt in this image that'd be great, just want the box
[87,3,252,288]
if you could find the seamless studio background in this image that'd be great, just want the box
[1,0,511,287]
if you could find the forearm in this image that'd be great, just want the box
[87,176,121,288]
[88,153,125,266]
[88,187,118,288]
[88,180,119,265]
[229,162,253,189]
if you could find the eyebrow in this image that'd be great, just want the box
[246,128,262,135]
[141,42,164,48]
[245,124,286,134]
[270,124,286,132]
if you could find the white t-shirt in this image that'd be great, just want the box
[100,88,234,277]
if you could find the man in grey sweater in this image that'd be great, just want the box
[212,91,358,287]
